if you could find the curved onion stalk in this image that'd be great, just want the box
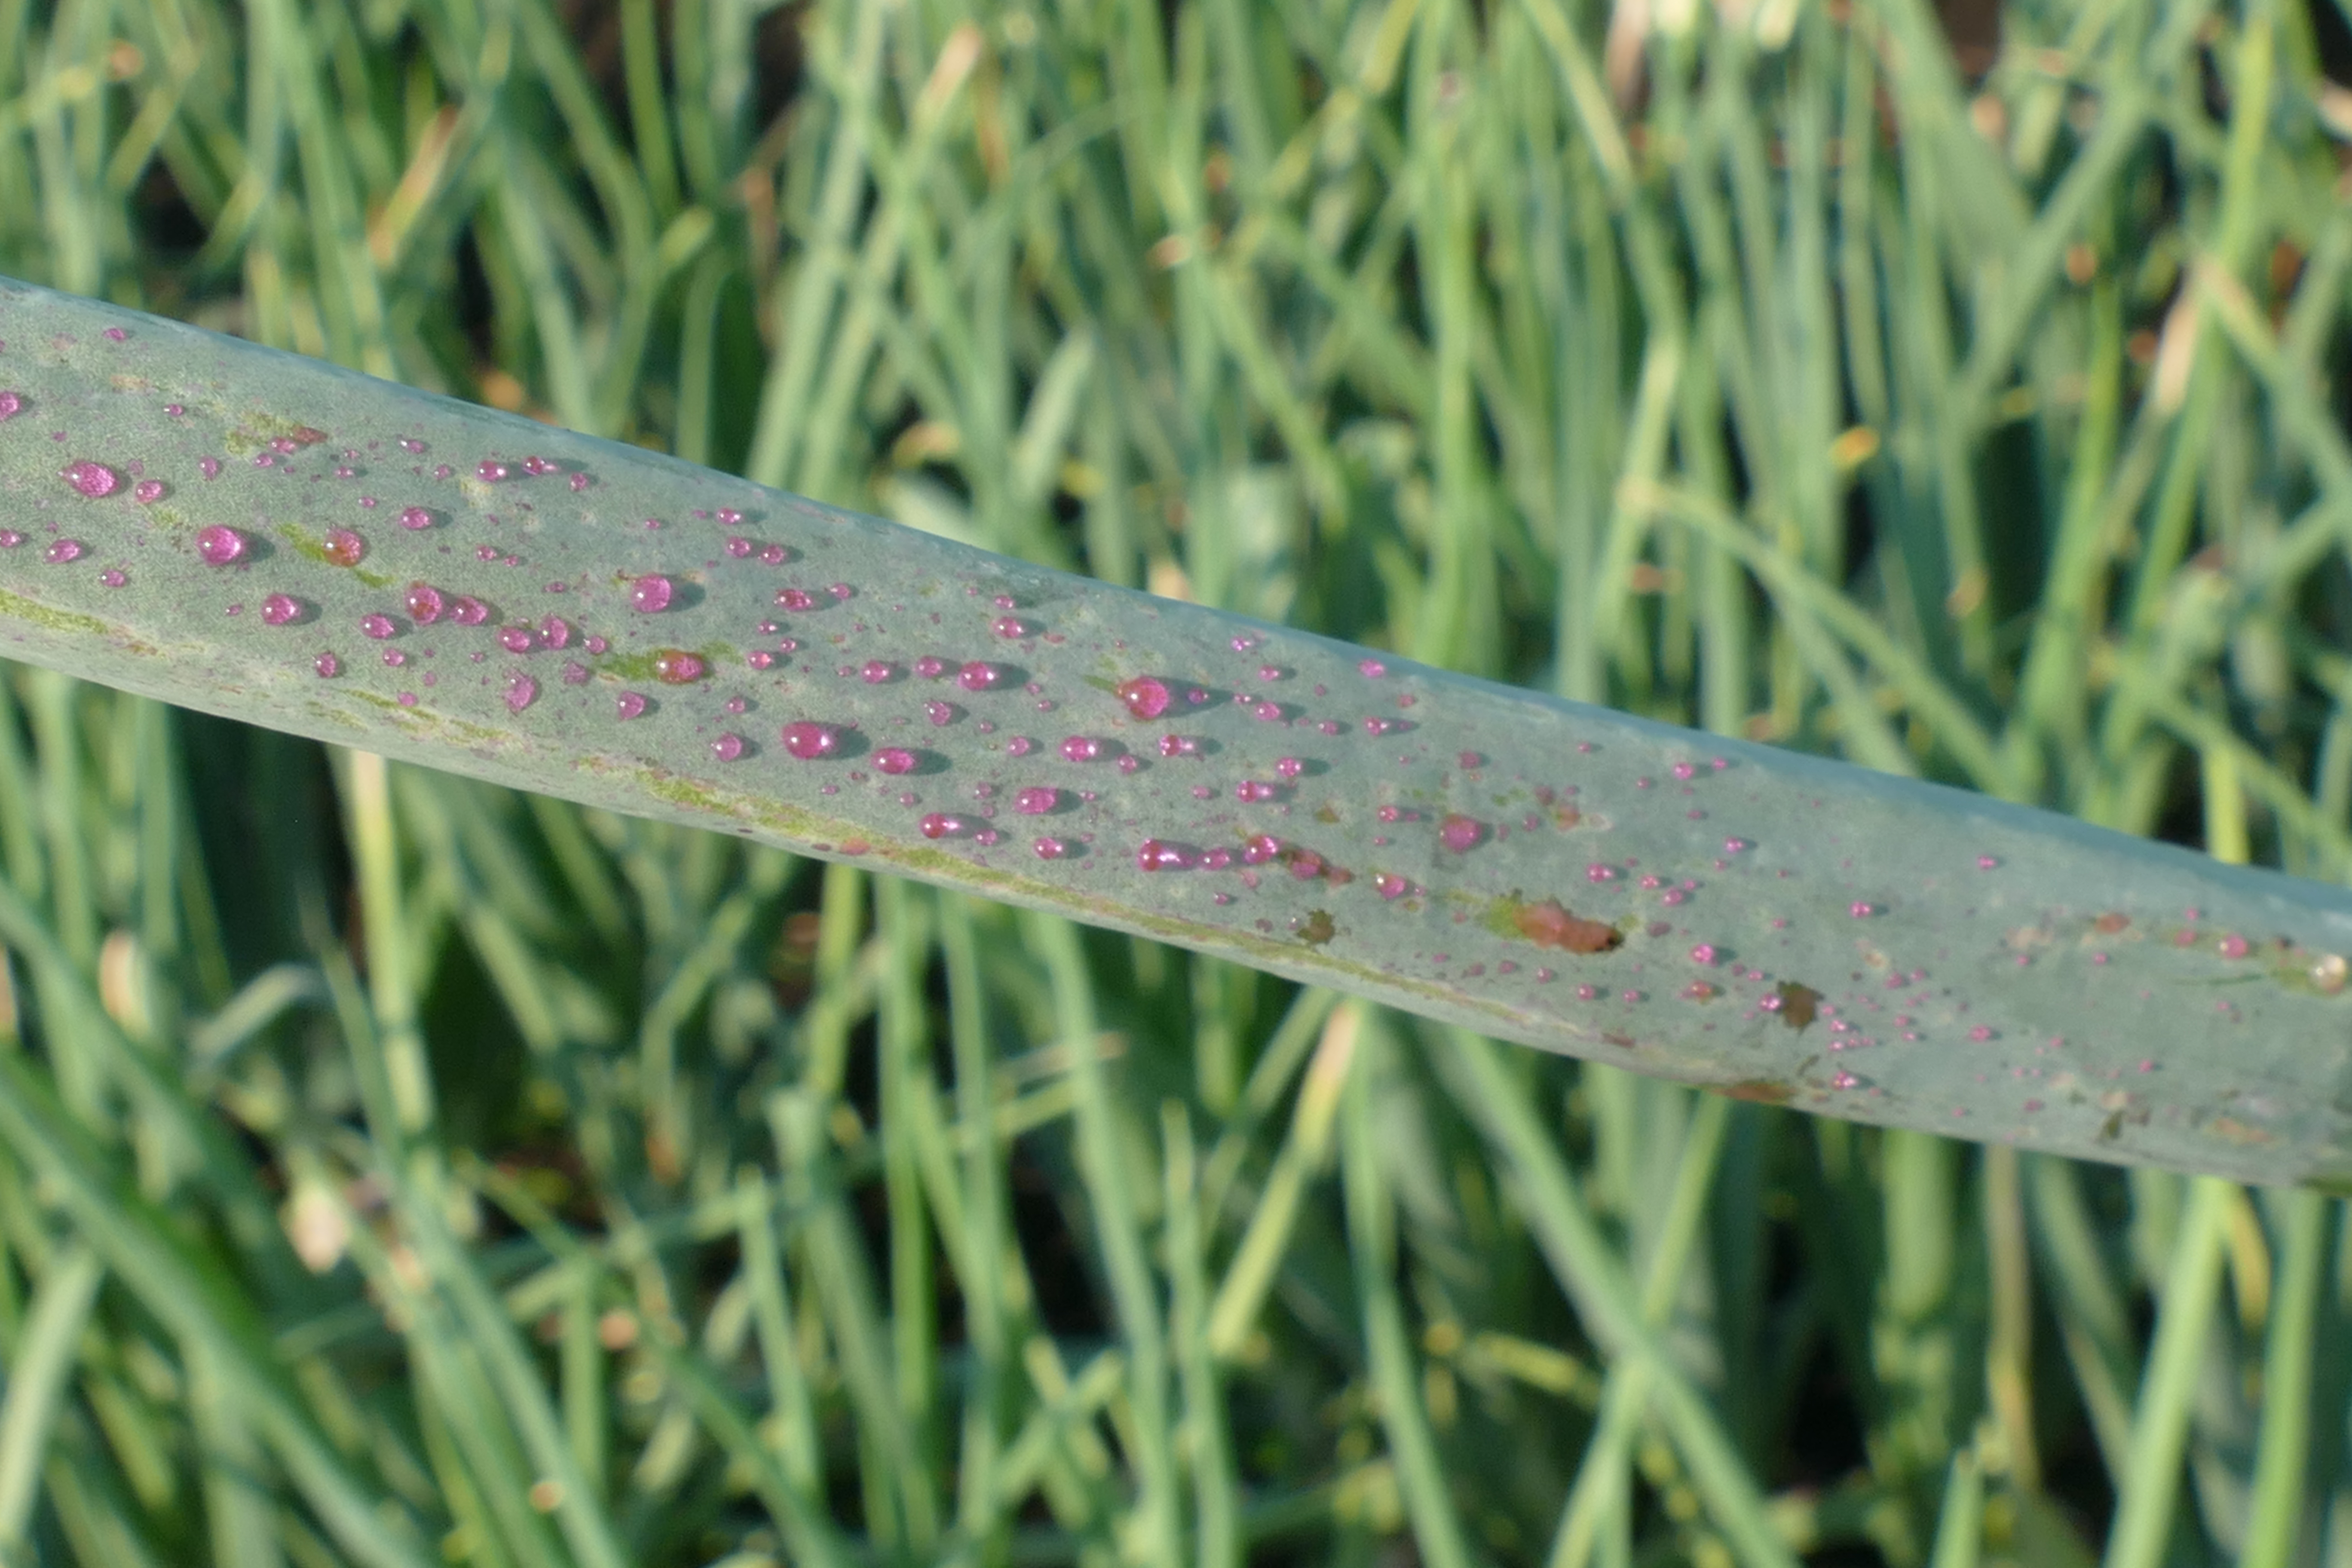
[0,278,2346,1190]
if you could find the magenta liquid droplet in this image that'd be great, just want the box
[477,460,508,482]
[195,525,247,565]
[1158,734,1199,758]
[1060,736,1101,761]
[0,392,19,420]
[261,593,302,625]
[324,528,366,566]
[1015,787,1058,814]
[43,539,83,564]
[406,583,445,623]
[1242,835,1281,865]
[712,733,744,761]
[915,656,946,679]
[781,721,839,759]
[60,460,119,497]
[399,505,432,530]
[616,692,647,720]
[920,813,964,839]
[1034,837,1067,860]
[451,596,488,625]
[539,616,571,649]
[925,701,955,726]
[498,625,534,652]
[876,748,916,775]
[0,531,20,548]
[861,660,894,683]
[1117,677,1170,719]
[777,588,816,610]
[360,613,397,640]
[1137,839,1190,871]
[1375,872,1408,899]
[957,662,1001,690]
[314,652,340,678]
[506,674,538,713]
[631,575,674,613]
[1235,781,1276,802]
[1439,814,1485,852]
[652,649,707,684]
[133,480,164,504]
[199,456,221,480]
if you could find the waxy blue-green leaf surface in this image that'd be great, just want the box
[1,276,2347,1190]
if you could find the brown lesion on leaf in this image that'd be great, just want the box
[1487,895,1622,954]
[2093,911,2130,934]
[1774,981,1819,1030]
[1721,1080,1792,1105]
[1297,910,1336,946]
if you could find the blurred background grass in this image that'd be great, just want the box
[0,0,2349,1565]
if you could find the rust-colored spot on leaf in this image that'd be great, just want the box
[1775,981,1820,1030]
[1315,804,1340,824]
[2094,911,2130,934]
[1298,910,1335,946]
[2208,1115,2274,1146]
[1554,806,1583,829]
[1723,1080,1793,1105]
[1602,1032,1637,1049]
[1512,898,1621,954]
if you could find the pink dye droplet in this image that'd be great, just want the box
[781,722,839,759]
[406,583,445,624]
[712,733,744,761]
[1977,855,1999,870]
[1116,677,1171,719]
[1235,780,1276,802]
[1439,814,1485,853]
[631,575,674,613]
[1724,837,1751,854]
[60,460,119,497]
[398,505,433,530]
[1849,901,1877,918]
[876,748,917,775]
[920,813,965,839]
[260,594,303,625]
[498,625,534,652]
[360,613,398,640]
[539,616,571,649]
[958,662,1003,690]
[992,615,1032,638]
[1231,835,1276,867]
[451,596,488,626]
[778,588,816,610]
[1586,863,1617,883]
[652,649,707,684]
[925,701,956,726]
[99,569,125,587]
[1158,734,1199,758]
[1060,736,1102,761]
[828,582,852,600]
[1690,944,1718,965]
[133,480,164,504]
[861,660,895,684]
[1375,872,1408,899]
[195,526,247,565]
[1137,839,1191,871]
[915,656,947,679]
[1034,837,1069,860]
[562,661,589,685]
[314,652,340,678]
[1830,1071,1859,1090]
[323,528,366,567]
[505,674,538,713]
[0,392,18,420]
[2218,934,2250,959]
[726,537,752,558]
[199,456,221,480]
[1015,787,1059,814]
[1276,757,1304,779]
[476,459,509,482]
[616,692,647,720]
